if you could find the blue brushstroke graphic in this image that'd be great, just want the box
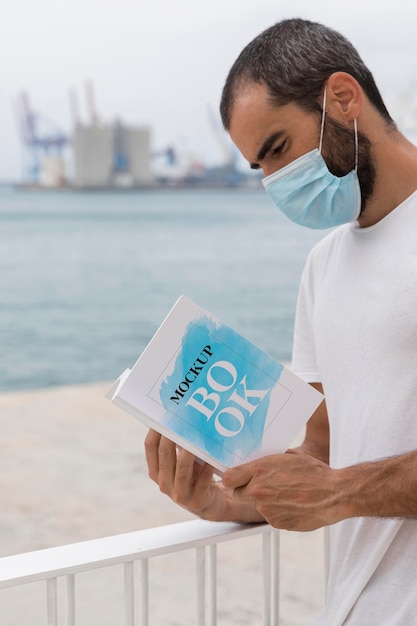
[158,315,284,466]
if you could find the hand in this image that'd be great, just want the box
[144,429,263,523]
[145,429,219,519]
[222,449,341,531]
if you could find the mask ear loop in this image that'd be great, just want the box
[353,118,358,172]
[320,86,359,174]
[318,86,327,155]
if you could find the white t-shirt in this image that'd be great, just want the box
[292,191,417,625]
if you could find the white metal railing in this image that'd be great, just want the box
[0,519,279,626]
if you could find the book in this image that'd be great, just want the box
[106,295,323,475]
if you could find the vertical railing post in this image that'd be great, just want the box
[271,530,280,626]
[207,544,217,626]
[196,543,218,626]
[263,529,280,626]
[66,574,75,626]
[139,559,149,626]
[263,533,272,626]
[124,561,135,626]
[196,546,206,626]
[47,578,58,626]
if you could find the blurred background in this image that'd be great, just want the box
[2,0,417,392]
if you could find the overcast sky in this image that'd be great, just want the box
[1,0,417,180]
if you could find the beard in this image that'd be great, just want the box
[321,116,376,214]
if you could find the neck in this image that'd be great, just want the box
[358,128,417,228]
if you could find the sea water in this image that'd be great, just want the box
[0,185,325,392]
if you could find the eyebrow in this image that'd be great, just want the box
[250,131,285,169]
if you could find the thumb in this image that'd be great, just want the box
[222,462,255,489]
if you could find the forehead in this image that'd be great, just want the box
[228,83,317,162]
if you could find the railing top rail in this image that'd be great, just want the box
[0,520,270,589]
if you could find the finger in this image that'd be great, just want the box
[157,435,178,495]
[144,429,162,482]
[222,462,256,490]
[173,448,197,500]
[175,452,215,493]
[192,460,216,488]
[232,485,257,504]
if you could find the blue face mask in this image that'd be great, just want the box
[262,91,361,230]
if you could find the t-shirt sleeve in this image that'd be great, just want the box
[291,253,321,383]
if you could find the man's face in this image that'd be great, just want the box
[228,82,375,210]
[228,83,321,178]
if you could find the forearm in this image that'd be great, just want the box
[333,450,417,521]
[297,384,330,465]
[223,447,417,532]
[297,437,329,465]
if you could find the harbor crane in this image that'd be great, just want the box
[13,92,70,184]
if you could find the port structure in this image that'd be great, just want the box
[13,92,70,186]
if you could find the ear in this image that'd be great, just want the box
[325,72,362,123]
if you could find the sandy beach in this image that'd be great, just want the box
[0,382,325,625]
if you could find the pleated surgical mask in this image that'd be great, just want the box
[262,89,361,230]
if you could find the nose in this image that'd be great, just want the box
[262,165,279,178]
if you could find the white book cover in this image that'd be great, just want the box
[107,295,323,475]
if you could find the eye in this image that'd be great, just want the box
[272,141,286,156]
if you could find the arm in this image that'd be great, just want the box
[327,450,417,520]
[223,383,417,530]
[295,382,330,464]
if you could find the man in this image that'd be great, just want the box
[145,18,417,624]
